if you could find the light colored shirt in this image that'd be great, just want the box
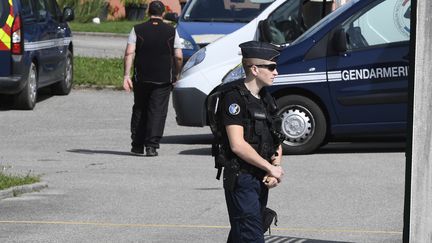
[127,27,182,49]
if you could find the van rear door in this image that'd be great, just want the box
[0,0,12,76]
[326,0,410,128]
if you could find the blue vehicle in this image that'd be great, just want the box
[223,0,411,154]
[0,0,74,110]
[177,0,275,61]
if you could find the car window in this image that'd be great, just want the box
[20,0,38,22]
[34,0,47,21]
[44,0,61,21]
[342,0,410,50]
[182,0,274,23]
[0,0,8,27]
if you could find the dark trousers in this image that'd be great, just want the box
[131,81,171,149]
[225,173,269,243]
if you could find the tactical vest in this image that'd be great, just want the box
[207,80,282,180]
[133,18,175,84]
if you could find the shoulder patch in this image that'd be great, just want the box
[228,103,241,115]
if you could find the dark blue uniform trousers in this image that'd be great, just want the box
[225,173,269,243]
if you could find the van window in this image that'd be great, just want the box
[182,0,274,23]
[342,0,410,50]
[266,0,332,45]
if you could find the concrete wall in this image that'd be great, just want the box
[409,0,432,242]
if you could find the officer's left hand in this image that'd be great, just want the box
[263,175,278,188]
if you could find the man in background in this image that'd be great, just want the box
[123,0,183,156]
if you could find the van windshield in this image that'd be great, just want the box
[182,0,275,23]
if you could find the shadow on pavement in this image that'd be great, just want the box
[179,147,211,156]
[264,235,352,243]
[67,149,133,156]
[161,134,213,144]
[0,88,53,110]
[316,140,406,154]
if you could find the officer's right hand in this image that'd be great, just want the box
[268,165,284,181]
[123,76,133,92]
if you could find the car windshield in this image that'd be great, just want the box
[182,0,275,23]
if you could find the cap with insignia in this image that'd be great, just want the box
[239,41,281,61]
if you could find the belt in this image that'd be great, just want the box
[239,162,266,179]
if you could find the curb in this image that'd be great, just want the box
[73,31,128,38]
[0,182,48,200]
[73,84,122,91]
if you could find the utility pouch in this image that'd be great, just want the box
[262,207,278,235]
[223,159,240,191]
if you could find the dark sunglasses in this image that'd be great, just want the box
[250,63,277,71]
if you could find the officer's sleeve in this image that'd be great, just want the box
[221,91,246,126]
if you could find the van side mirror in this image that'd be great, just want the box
[332,28,347,53]
[164,12,179,23]
[258,19,271,42]
[63,7,74,22]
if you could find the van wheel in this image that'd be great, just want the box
[276,95,326,154]
[15,62,37,110]
[52,50,73,95]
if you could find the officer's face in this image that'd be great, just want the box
[253,62,278,86]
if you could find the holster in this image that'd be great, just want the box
[223,159,240,191]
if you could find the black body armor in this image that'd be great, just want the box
[206,80,284,182]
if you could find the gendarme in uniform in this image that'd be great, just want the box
[219,41,285,242]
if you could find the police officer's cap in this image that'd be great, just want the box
[239,41,281,61]
[149,1,165,16]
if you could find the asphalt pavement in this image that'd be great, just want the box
[73,32,128,58]
[0,89,406,242]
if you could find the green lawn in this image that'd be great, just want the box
[74,57,124,88]
[69,20,145,34]
[0,172,40,191]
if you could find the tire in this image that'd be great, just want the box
[276,95,327,154]
[52,50,73,95]
[15,62,37,110]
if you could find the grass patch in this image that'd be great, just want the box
[0,172,40,191]
[74,57,123,88]
[69,20,144,34]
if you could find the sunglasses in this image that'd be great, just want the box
[250,63,277,71]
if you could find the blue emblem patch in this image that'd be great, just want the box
[228,103,240,115]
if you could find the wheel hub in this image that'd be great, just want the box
[280,107,314,145]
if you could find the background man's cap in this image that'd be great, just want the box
[239,41,281,61]
[149,1,165,16]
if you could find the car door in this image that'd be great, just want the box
[31,0,62,85]
[44,0,65,82]
[326,0,410,129]
[0,0,12,77]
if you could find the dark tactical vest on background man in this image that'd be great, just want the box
[133,18,175,84]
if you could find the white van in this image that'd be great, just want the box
[172,0,333,126]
